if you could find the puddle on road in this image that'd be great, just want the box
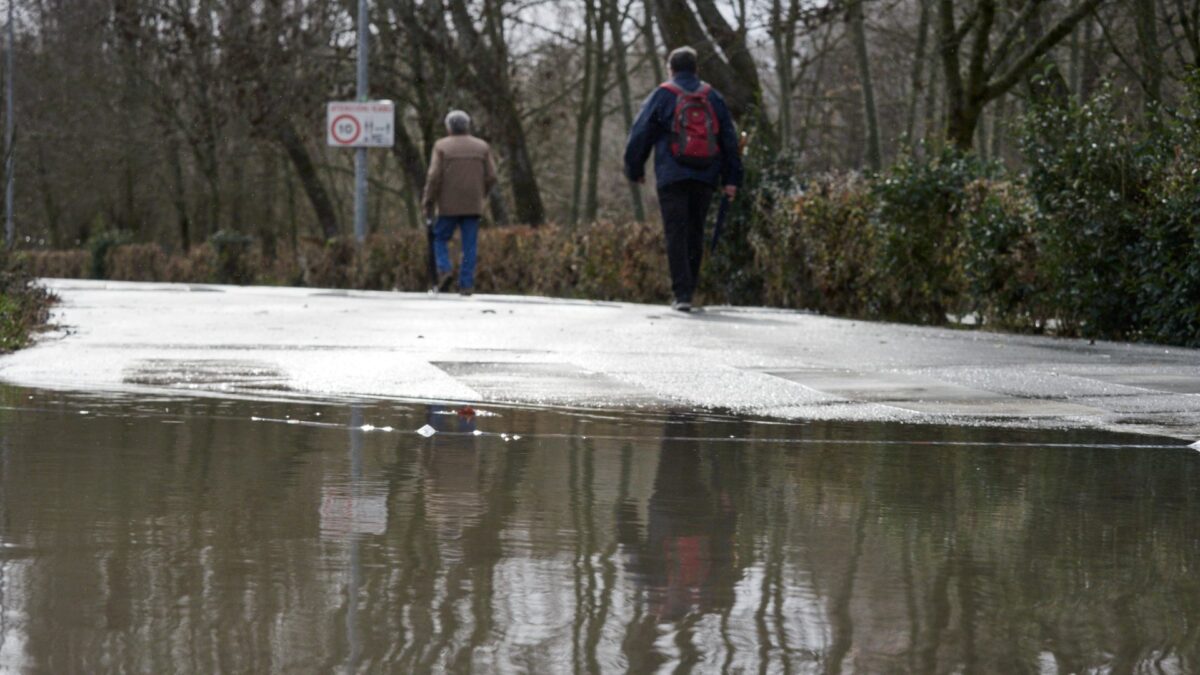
[0,386,1197,673]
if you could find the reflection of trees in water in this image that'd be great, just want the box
[1,394,1199,672]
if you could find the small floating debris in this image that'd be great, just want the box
[79,410,90,416]
[472,429,483,436]
[416,424,437,438]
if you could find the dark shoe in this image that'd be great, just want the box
[671,300,692,313]
[459,288,473,297]
[437,272,455,293]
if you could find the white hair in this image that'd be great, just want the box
[445,110,471,135]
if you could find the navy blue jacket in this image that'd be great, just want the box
[623,72,744,190]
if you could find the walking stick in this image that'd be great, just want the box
[425,217,438,292]
[709,195,730,253]
[709,131,751,253]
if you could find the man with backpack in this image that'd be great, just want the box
[624,46,744,313]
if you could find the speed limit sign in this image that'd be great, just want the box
[326,101,395,148]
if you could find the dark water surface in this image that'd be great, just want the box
[0,386,1197,674]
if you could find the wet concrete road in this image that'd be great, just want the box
[3,279,1199,440]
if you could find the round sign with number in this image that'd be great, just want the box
[330,114,362,145]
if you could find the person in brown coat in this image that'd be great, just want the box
[422,110,497,295]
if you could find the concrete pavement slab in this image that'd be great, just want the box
[2,279,1199,440]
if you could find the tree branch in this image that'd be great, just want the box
[985,0,1043,78]
[982,0,1107,102]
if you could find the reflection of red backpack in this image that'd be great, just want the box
[660,82,720,168]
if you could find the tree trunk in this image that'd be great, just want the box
[1080,15,1100,99]
[609,0,646,221]
[923,41,941,150]
[642,0,665,83]
[989,93,1007,164]
[769,0,796,151]
[1134,0,1162,112]
[446,0,545,225]
[35,147,63,248]
[571,0,596,225]
[390,116,428,201]
[798,23,834,156]
[277,119,340,241]
[501,107,545,226]
[167,134,191,250]
[905,0,931,144]
[585,0,609,223]
[1022,2,1071,109]
[488,185,510,226]
[1069,21,1082,97]
[849,0,882,169]
[114,0,141,235]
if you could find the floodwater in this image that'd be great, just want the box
[0,387,1197,674]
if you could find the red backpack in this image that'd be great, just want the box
[660,81,720,168]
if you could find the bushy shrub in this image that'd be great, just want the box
[871,148,990,323]
[209,229,256,285]
[0,252,55,352]
[87,230,133,279]
[570,221,669,302]
[1018,88,1150,339]
[1132,88,1200,347]
[476,226,565,295]
[163,244,217,283]
[959,179,1045,330]
[358,232,426,291]
[751,173,879,316]
[106,243,168,281]
[1019,82,1200,345]
[21,250,89,279]
[299,237,357,289]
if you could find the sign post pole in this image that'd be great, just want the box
[354,0,368,244]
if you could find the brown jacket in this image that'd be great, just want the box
[422,134,497,217]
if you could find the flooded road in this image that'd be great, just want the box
[0,387,1197,673]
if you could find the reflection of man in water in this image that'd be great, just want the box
[421,406,484,563]
[619,419,741,622]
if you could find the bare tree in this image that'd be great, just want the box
[937,0,1108,150]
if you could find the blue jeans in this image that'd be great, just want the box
[433,215,480,290]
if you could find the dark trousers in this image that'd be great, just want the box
[658,180,714,303]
